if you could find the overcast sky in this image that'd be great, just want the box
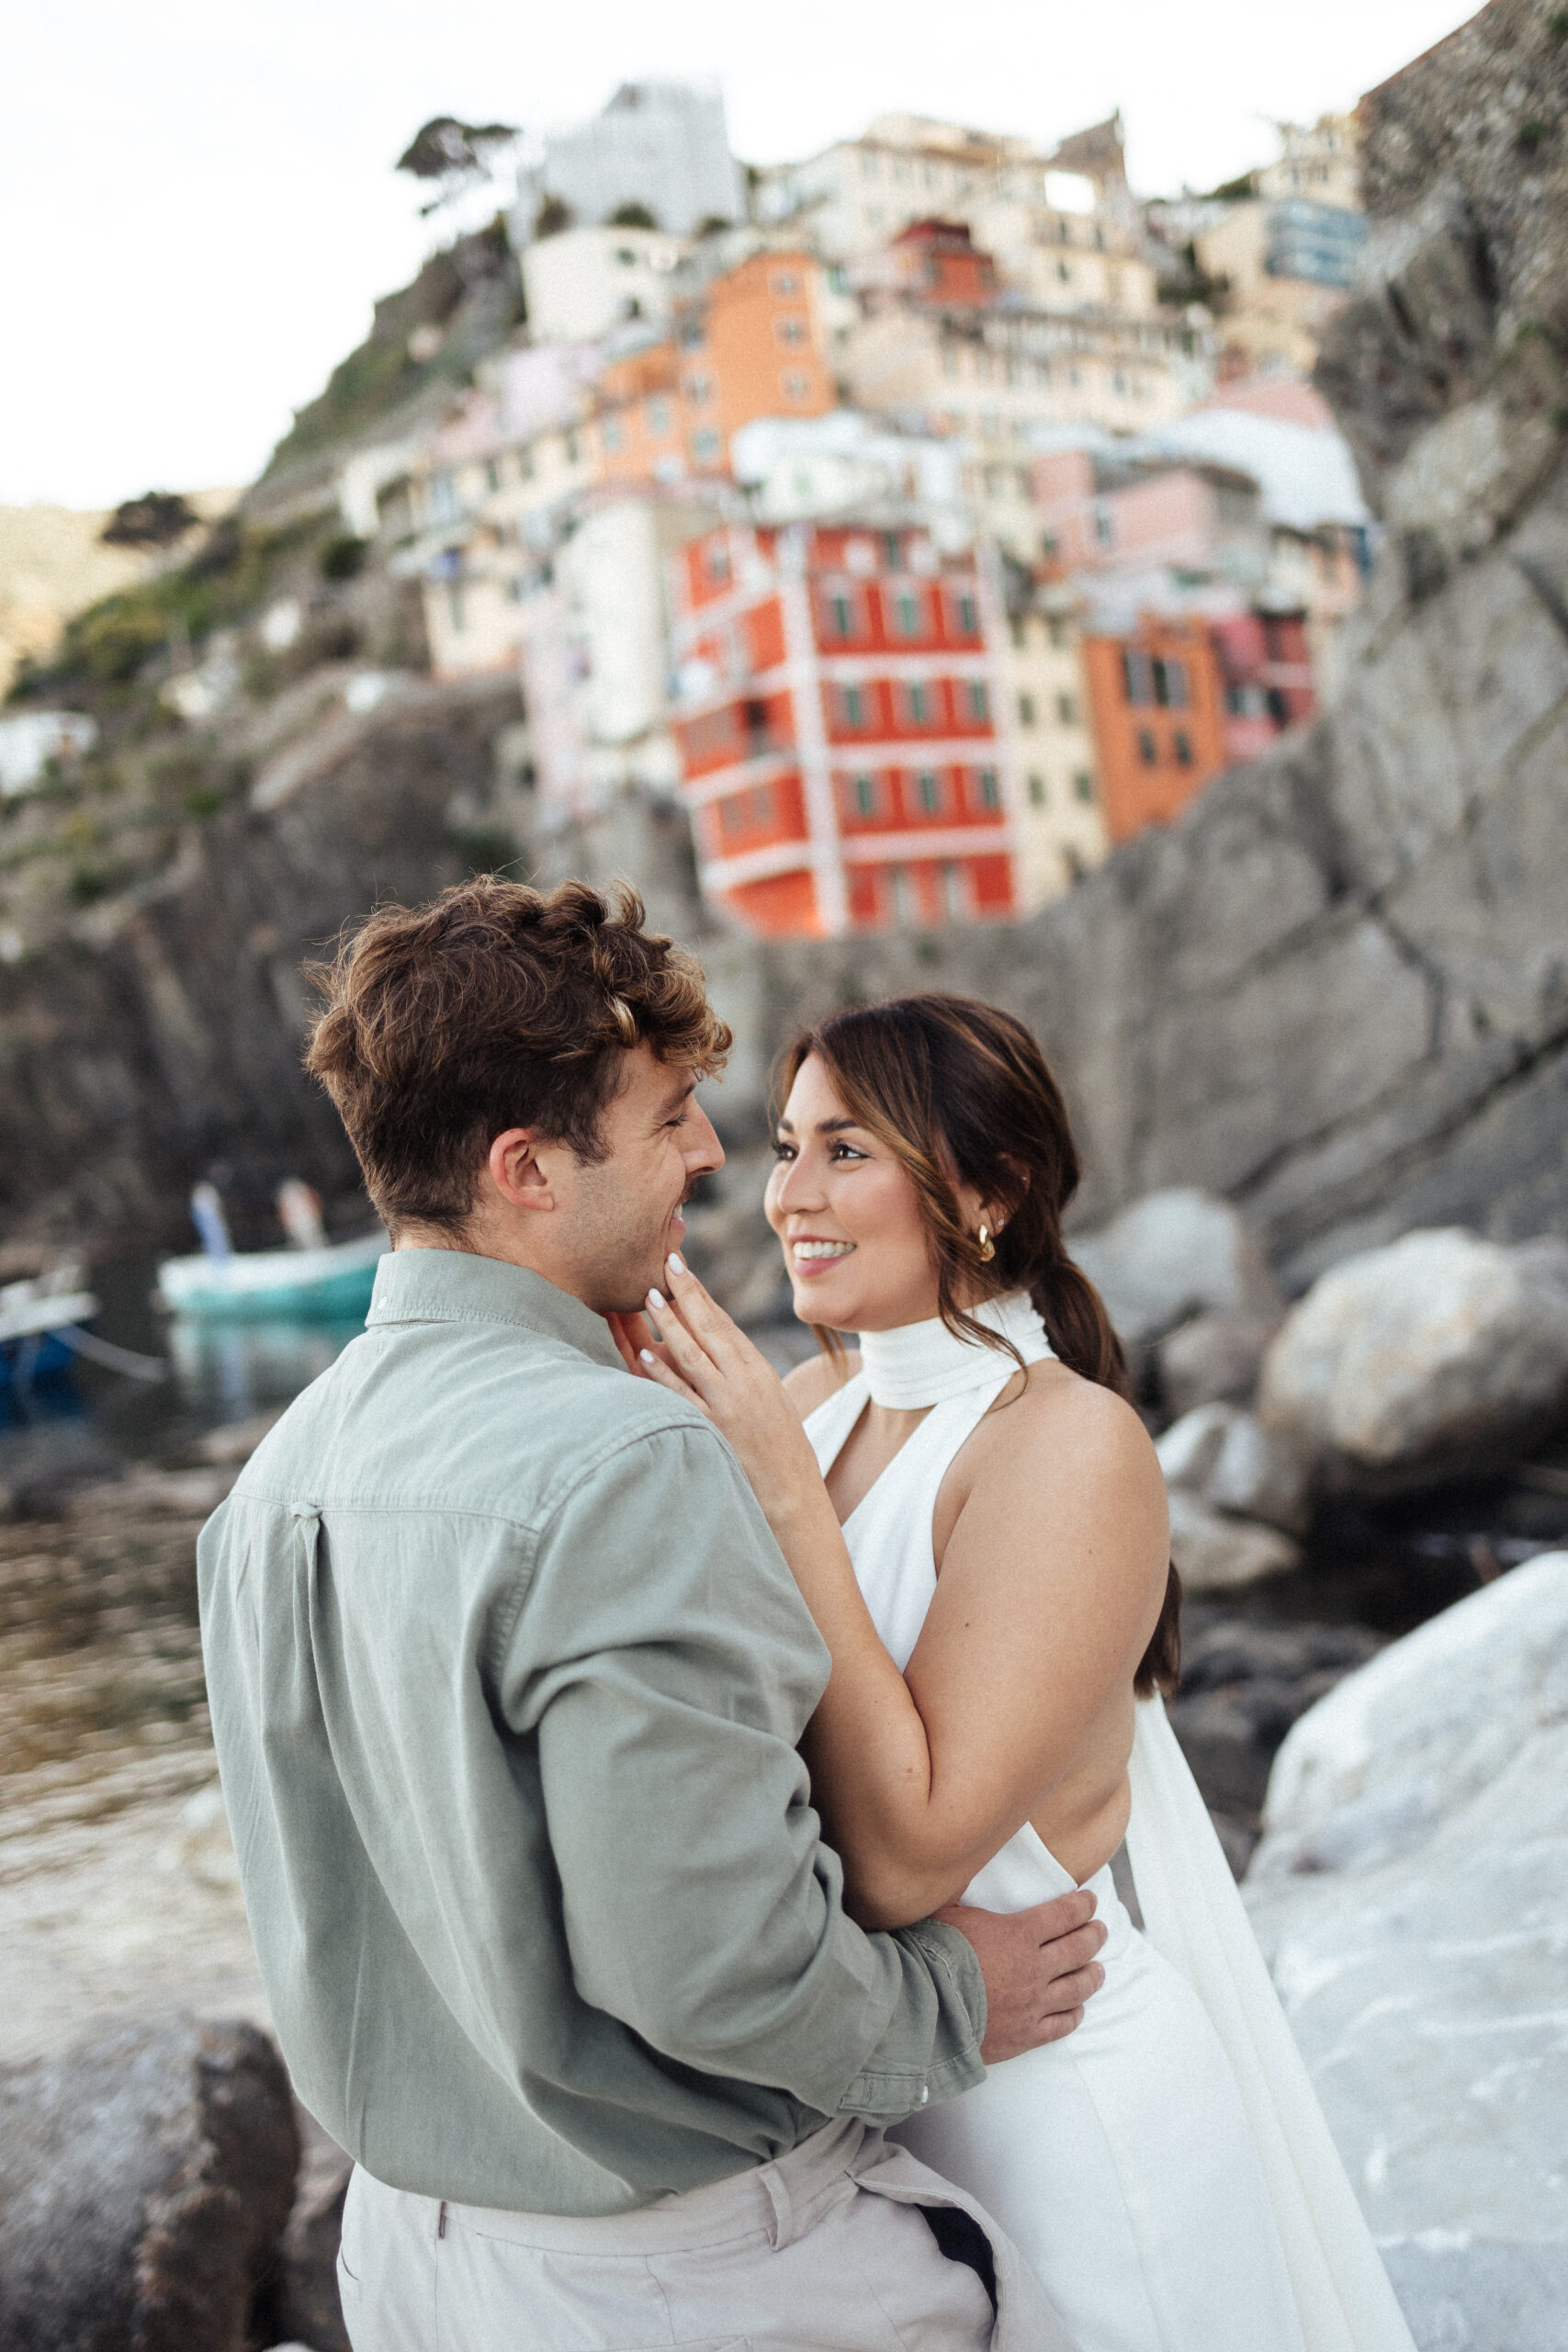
[4,0,1476,511]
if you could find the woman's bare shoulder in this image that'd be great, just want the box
[782,1347,863,1420]
[987,1358,1164,1500]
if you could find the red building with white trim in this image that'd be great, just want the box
[670,522,1020,936]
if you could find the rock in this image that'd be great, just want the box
[1168,1609,1385,1835]
[1250,1543,1568,1881]
[1166,1489,1301,1591]
[1070,1188,1285,1350]
[1156,1309,1279,1419]
[0,2015,299,2352]
[1156,1403,1312,1534]
[254,2109,354,2352]
[1258,1227,1568,1493]
[1245,1553,1568,2349]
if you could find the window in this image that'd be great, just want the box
[601,415,626,453]
[1033,358,1053,387]
[1074,770,1095,802]
[915,769,942,813]
[705,539,731,583]
[892,589,922,637]
[564,432,580,465]
[1057,260,1072,283]
[775,315,807,345]
[782,370,812,400]
[751,783,775,824]
[686,373,715,405]
[882,532,903,571]
[1093,504,1114,547]
[826,591,854,638]
[772,269,801,294]
[955,592,979,638]
[1047,615,1068,649]
[1028,772,1046,807]
[1018,692,1036,728]
[1055,691,1077,725]
[1153,655,1190,708]
[942,864,968,921]
[1137,729,1157,764]
[903,681,931,725]
[678,319,705,349]
[484,459,501,493]
[1174,730,1193,766]
[692,426,723,461]
[1122,650,1156,707]
[888,865,916,926]
[976,767,1000,809]
[647,397,672,435]
[840,683,869,728]
[964,680,990,722]
[850,771,880,817]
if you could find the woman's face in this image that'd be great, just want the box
[765,1053,972,1334]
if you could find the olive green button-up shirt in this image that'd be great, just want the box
[197,1249,987,2215]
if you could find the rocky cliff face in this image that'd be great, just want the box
[2,1,1564,1275]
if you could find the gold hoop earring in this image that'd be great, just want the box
[976,1221,996,1263]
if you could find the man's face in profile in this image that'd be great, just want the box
[565,1046,725,1315]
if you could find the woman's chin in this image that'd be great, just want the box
[789,1274,857,1329]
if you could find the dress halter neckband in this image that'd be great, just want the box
[855,1291,1054,1409]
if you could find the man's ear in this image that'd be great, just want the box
[487,1127,554,1212]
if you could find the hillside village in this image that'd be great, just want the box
[0,88,1373,962]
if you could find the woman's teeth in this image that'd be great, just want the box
[792,1241,854,1262]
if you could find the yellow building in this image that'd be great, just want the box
[996,590,1109,907]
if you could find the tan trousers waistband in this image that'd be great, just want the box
[440,2114,875,2255]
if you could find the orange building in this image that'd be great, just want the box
[670,520,1018,936]
[886,219,999,307]
[1080,617,1229,842]
[592,250,834,487]
[1082,608,1318,842]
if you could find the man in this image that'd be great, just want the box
[199,878,1105,2350]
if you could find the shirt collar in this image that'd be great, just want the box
[366,1248,625,1371]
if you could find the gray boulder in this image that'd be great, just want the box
[0,2017,299,2352]
[1246,1552,1568,2349]
[1156,1402,1312,1534]
[1156,1309,1280,1419]
[1258,1227,1568,1492]
[1166,1489,1301,1592]
[1071,1187,1284,1350]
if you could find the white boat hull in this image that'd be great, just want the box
[157,1231,389,1321]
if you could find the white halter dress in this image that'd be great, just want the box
[804,1293,1415,2352]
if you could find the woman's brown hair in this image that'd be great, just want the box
[776,992,1180,1699]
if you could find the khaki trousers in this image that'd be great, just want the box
[337,2115,1077,2351]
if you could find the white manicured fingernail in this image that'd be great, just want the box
[668,1252,685,1275]
[639,1349,656,1365]
[648,1288,666,1311]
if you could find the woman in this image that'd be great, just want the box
[617,995,1413,2352]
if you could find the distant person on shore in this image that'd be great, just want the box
[197,877,1102,2351]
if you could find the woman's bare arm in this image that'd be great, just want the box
[636,1258,1168,1929]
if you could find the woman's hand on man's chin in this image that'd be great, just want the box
[615,1256,828,1531]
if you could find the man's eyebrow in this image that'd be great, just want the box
[656,1075,699,1119]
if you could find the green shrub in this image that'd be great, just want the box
[319,533,369,582]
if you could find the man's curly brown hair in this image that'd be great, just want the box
[304,877,730,1236]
